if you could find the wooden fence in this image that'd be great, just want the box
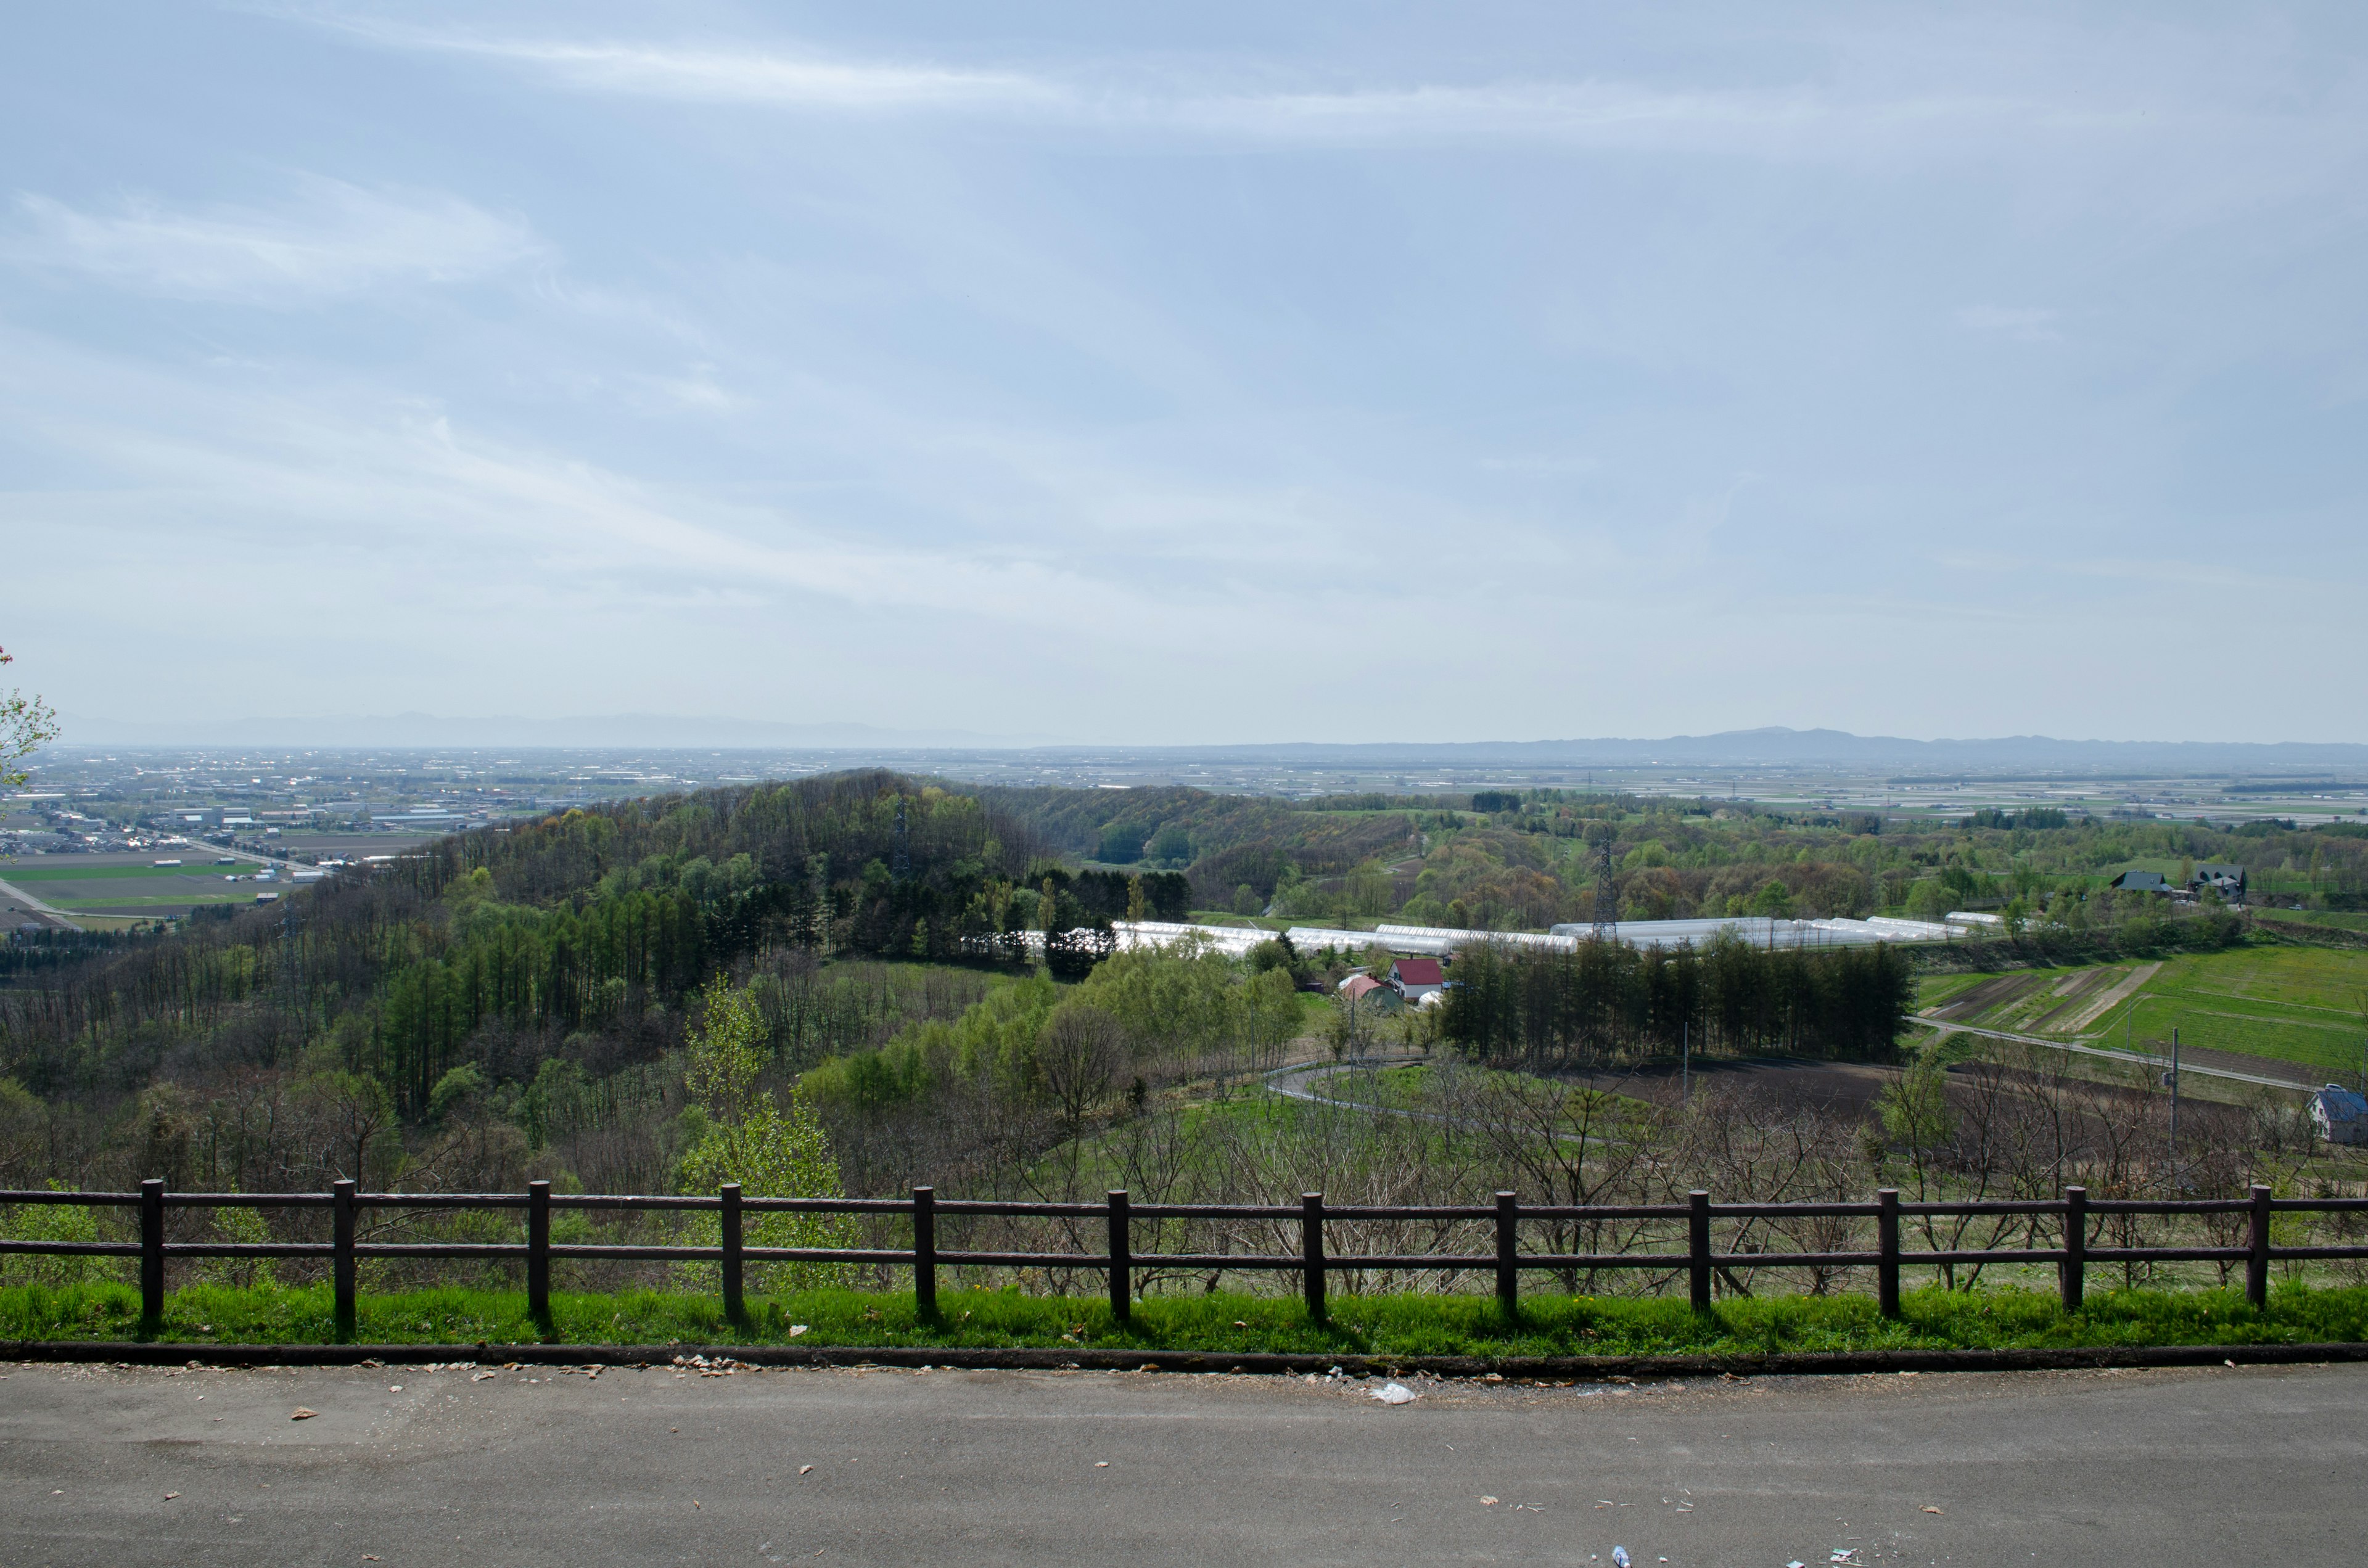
[5,1182,2366,1334]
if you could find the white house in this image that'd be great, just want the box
[1389,958,1446,1003]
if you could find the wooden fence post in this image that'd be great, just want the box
[1877,1188,1901,1320]
[332,1180,357,1339]
[1688,1190,1711,1313]
[2246,1183,2273,1309]
[1301,1192,1326,1321]
[1106,1189,1130,1325]
[720,1183,744,1323]
[527,1180,551,1321]
[2060,1186,2087,1313]
[1494,1191,1519,1319]
[139,1178,165,1328]
[913,1186,938,1320]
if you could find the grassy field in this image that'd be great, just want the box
[1915,943,2368,1078]
[0,857,268,913]
[6,1281,2365,1357]
[2256,907,2368,935]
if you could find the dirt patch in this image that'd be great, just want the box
[2031,966,2118,1032]
[1563,1056,1904,1119]
[2103,1038,2328,1090]
[1928,972,2043,1023]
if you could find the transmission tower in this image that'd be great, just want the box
[1591,836,1616,945]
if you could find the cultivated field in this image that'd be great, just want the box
[0,853,279,916]
[1916,945,2368,1082]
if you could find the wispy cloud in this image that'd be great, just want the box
[304,17,2135,160]
[3,179,538,302]
[317,18,1060,111]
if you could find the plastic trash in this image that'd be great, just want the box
[1613,1548,1630,1567]
[1370,1382,1418,1405]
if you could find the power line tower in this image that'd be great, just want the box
[1591,835,1617,945]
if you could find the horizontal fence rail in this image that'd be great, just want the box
[6,1180,2366,1335]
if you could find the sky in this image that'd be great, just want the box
[2,2,2365,746]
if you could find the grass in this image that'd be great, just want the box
[0,863,244,883]
[6,1281,2366,1357]
[2255,907,2368,935]
[1918,943,2368,1078]
[0,861,265,913]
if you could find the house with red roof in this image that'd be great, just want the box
[1388,958,1445,1003]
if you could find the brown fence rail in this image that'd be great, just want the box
[6,1181,2367,1334]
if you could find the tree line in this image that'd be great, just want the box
[1440,935,1916,1065]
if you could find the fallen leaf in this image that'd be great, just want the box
[388,1385,402,1393]
[799,1465,814,1476]
[1922,1506,1944,1515]
[163,1492,181,1501]
[1095,1461,1109,1468]
[289,1408,317,1421]
[1480,1496,1498,1506]
[1233,1320,1248,1328]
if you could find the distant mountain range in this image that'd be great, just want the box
[1102,729,2368,774]
[47,719,2368,774]
[60,713,1045,750]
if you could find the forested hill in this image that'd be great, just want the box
[977,785,1427,907]
[0,771,1084,1120]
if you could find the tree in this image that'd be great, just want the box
[0,641,60,790]
[1038,1002,1124,1133]
[676,977,858,1292]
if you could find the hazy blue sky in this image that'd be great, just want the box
[4,3,2364,744]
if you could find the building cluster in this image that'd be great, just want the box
[1336,958,1448,1012]
[2108,863,2247,903]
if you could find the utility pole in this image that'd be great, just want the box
[2168,1026,2181,1175]
[1592,836,1616,945]
[1682,1020,1691,1106]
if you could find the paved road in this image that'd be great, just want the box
[0,872,83,932]
[1914,1018,2319,1092]
[3,1358,2359,1565]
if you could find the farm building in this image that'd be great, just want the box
[2311,1085,2368,1147]
[1389,958,1445,1002]
[2111,870,2171,893]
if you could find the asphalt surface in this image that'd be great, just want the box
[3,1358,2359,1566]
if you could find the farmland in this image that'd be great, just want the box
[1915,944,2368,1083]
[0,853,278,917]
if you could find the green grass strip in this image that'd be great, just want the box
[7,1282,2366,1357]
